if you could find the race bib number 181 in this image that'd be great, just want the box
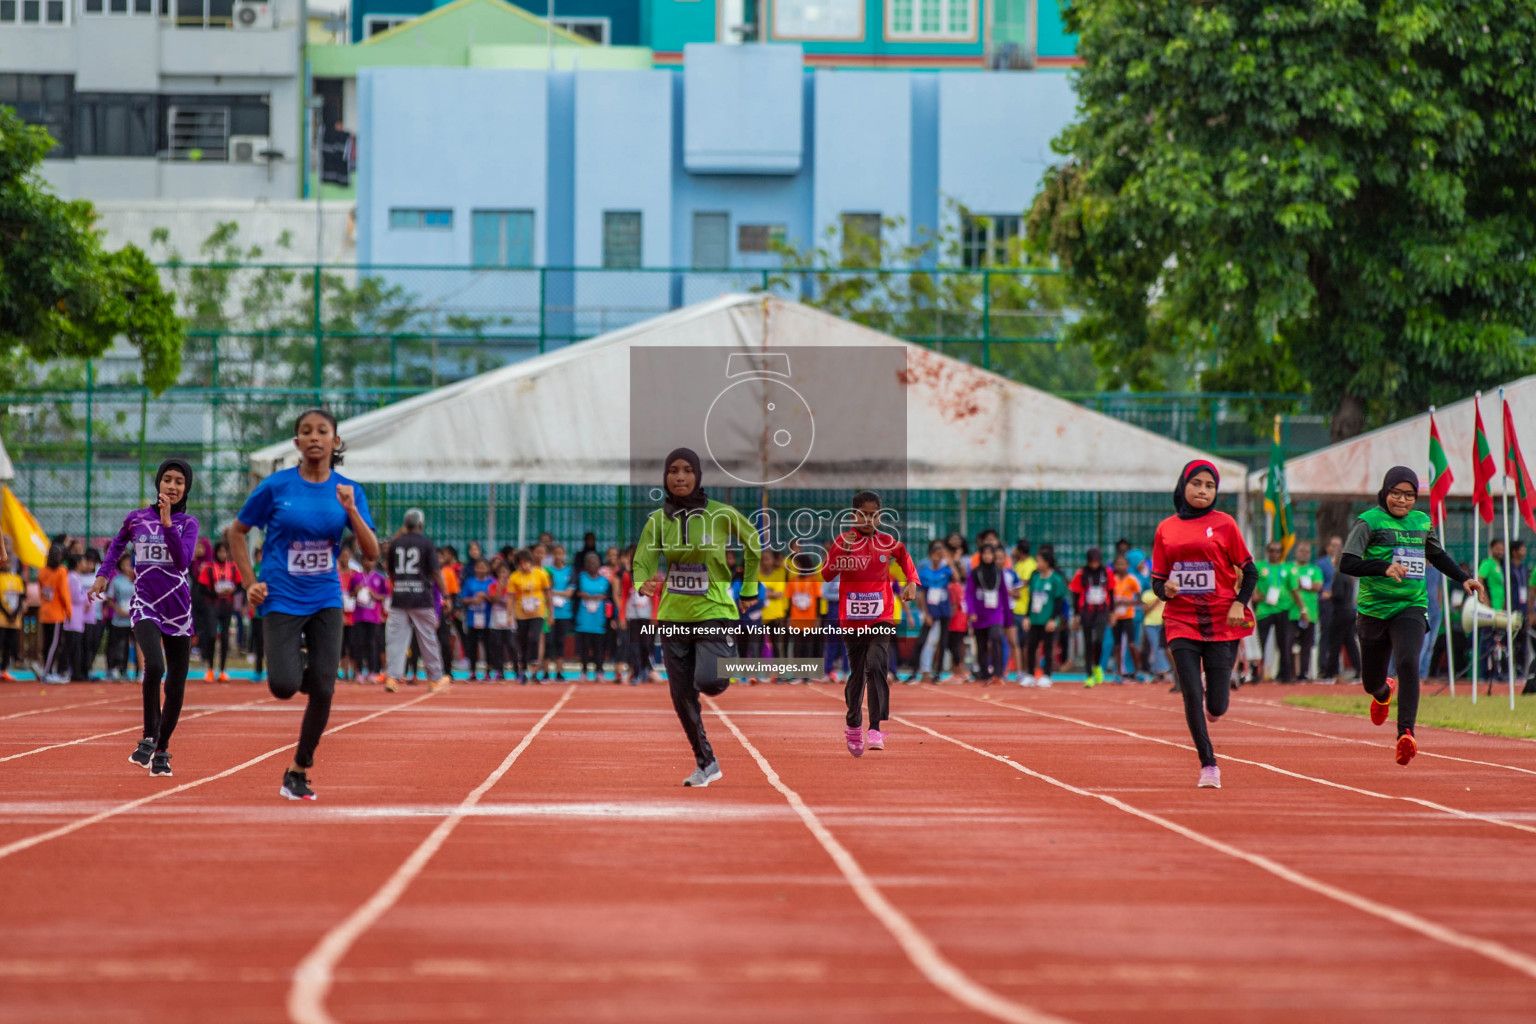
[1171,560,1216,595]
[134,540,171,565]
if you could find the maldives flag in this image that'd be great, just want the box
[1473,397,1497,524]
[1503,401,1536,530]
[1428,413,1454,529]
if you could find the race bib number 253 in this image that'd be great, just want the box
[1393,547,1426,580]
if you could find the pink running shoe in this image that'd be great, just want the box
[845,727,865,757]
[1197,765,1221,789]
[866,729,885,751]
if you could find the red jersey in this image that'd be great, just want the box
[1150,511,1256,642]
[820,530,919,627]
[1069,567,1116,613]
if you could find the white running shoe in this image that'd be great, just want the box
[1198,765,1221,789]
[1037,674,1053,688]
[1018,675,1035,687]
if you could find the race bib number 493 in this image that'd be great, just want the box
[1171,560,1216,595]
[287,542,334,576]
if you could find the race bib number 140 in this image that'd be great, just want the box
[1171,561,1216,595]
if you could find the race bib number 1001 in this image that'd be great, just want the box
[666,563,710,596]
[1171,560,1216,595]
[287,542,334,576]
[1393,547,1426,580]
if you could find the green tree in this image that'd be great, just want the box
[771,209,1096,392]
[0,107,183,393]
[1029,0,1536,447]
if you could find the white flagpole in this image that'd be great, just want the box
[1503,388,1517,710]
[1473,391,1481,705]
[1432,406,1455,699]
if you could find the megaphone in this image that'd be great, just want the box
[1462,599,1523,634]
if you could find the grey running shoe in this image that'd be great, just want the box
[683,761,722,787]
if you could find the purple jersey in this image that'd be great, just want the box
[99,508,199,636]
[350,570,389,624]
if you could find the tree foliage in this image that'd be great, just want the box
[1028,0,1536,439]
[0,107,183,393]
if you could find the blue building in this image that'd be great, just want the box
[355,0,640,45]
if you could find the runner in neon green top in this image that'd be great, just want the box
[1339,467,1483,767]
[1289,540,1324,681]
[1477,540,1506,617]
[632,448,761,787]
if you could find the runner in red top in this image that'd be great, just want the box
[1150,460,1257,789]
[821,491,918,757]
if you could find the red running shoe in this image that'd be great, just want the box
[1396,730,1418,766]
[1370,678,1396,726]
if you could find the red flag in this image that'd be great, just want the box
[1428,413,1454,529]
[1503,401,1536,530]
[1473,397,1497,524]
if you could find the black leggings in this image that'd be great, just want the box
[1169,637,1239,767]
[210,610,233,673]
[135,620,192,751]
[845,635,891,728]
[351,620,381,675]
[517,622,543,678]
[1357,611,1426,737]
[1081,614,1107,672]
[576,631,604,676]
[0,627,18,672]
[1111,619,1136,676]
[975,623,1005,680]
[661,619,735,769]
[250,617,265,675]
[946,631,967,674]
[264,608,344,770]
[1257,613,1295,681]
[1026,623,1055,675]
[464,625,490,676]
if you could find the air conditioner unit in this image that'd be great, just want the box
[232,0,274,30]
[229,135,270,164]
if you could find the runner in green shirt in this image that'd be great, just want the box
[632,448,761,787]
[1477,540,1506,617]
[1289,541,1324,681]
[1023,555,1070,685]
[1255,542,1298,682]
[1339,466,1483,767]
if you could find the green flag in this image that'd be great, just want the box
[1264,416,1294,556]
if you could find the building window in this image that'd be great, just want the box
[0,74,74,157]
[390,209,453,230]
[160,94,269,159]
[472,210,535,267]
[166,0,238,28]
[363,13,413,37]
[554,16,609,43]
[83,0,151,14]
[77,93,158,157]
[888,0,971,38]
[603,211,642,269]
[692,212,729,269]
[773,0,861,40]
[737,223,786,254]
[961,213,1021,268]
[840,213,881,263]
[0,0,67,21]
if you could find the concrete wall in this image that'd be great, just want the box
[812,70,911,251]
[93,199,359,264]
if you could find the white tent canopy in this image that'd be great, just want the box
[1250,377,1536,500]
[0,432,12,480]
[250,294,1243,491]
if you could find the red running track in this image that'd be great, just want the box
[1,678,1534,1023]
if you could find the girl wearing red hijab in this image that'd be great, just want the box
[1150,460,1257,789]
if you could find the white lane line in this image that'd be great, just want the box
[1231,695,1536,762]
[704,696,1075,1024]
[0,696,136,722]
[891,713,1536,983]
[0,697,278,764]
[287,685,574,1024]
[939,692,1536,839]
[1109,694,1536,779]
[0,690,443,863]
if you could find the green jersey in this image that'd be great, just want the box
[1290,563,1324,622]
[1342,507,1453,620]
[632,500,762,623]
[1255,561,1295,617]
[1478,556,1506,614]
[1025,571,1069,626]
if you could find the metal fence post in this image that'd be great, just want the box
[312,264,324,403]
[138,387,149,508]
[84,361,94,537]
[538,268,548,355]
[981,268,992,370]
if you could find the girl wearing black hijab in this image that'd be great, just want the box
[1070,547,1113,686]
[1338,467,1483,766]
[631,448,763,787]
[1150,460,1258,788]
[91,459,199,777]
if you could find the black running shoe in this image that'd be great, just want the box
[149,750,173,777]
[129,736,155,769]
[280,770,316,800]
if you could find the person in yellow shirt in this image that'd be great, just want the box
[37,544,72,682]
[758,548,789,666]
[1011,540,1037,679]
[508,549,550,683]
[0,555,23,681]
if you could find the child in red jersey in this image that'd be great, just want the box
[1150,460,1258,789]
[820,491,918,757]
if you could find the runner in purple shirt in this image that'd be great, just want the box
[92,459,198,777]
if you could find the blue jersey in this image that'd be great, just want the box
[575,573,610,634]
[918,563,954,616]
[236,467,374,617]
[546,564,575,620]
[461,575,494,629]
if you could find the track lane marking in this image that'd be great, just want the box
[0,695,138,722]
[933,690,1536,839]
[287,685,574,1024]
[891,712,1536,983]
[705,696,1076,1024]
[0,689,443,863]
[0,696,280,764]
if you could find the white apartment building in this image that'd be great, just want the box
[0,0,304,201]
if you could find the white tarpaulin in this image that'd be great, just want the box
[0,432,13,480]
[1249,377,1536,499]
[250,294,1243,490]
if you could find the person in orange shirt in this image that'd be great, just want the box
[1110,553,1143,682]
[785,555,823,682]
[37,543,73,682]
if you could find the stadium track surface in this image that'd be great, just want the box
[2,678,1534,1023]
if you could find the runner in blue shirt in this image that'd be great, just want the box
[574,552,612,679]
[227,409,379,801]
[544,545,575,682]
